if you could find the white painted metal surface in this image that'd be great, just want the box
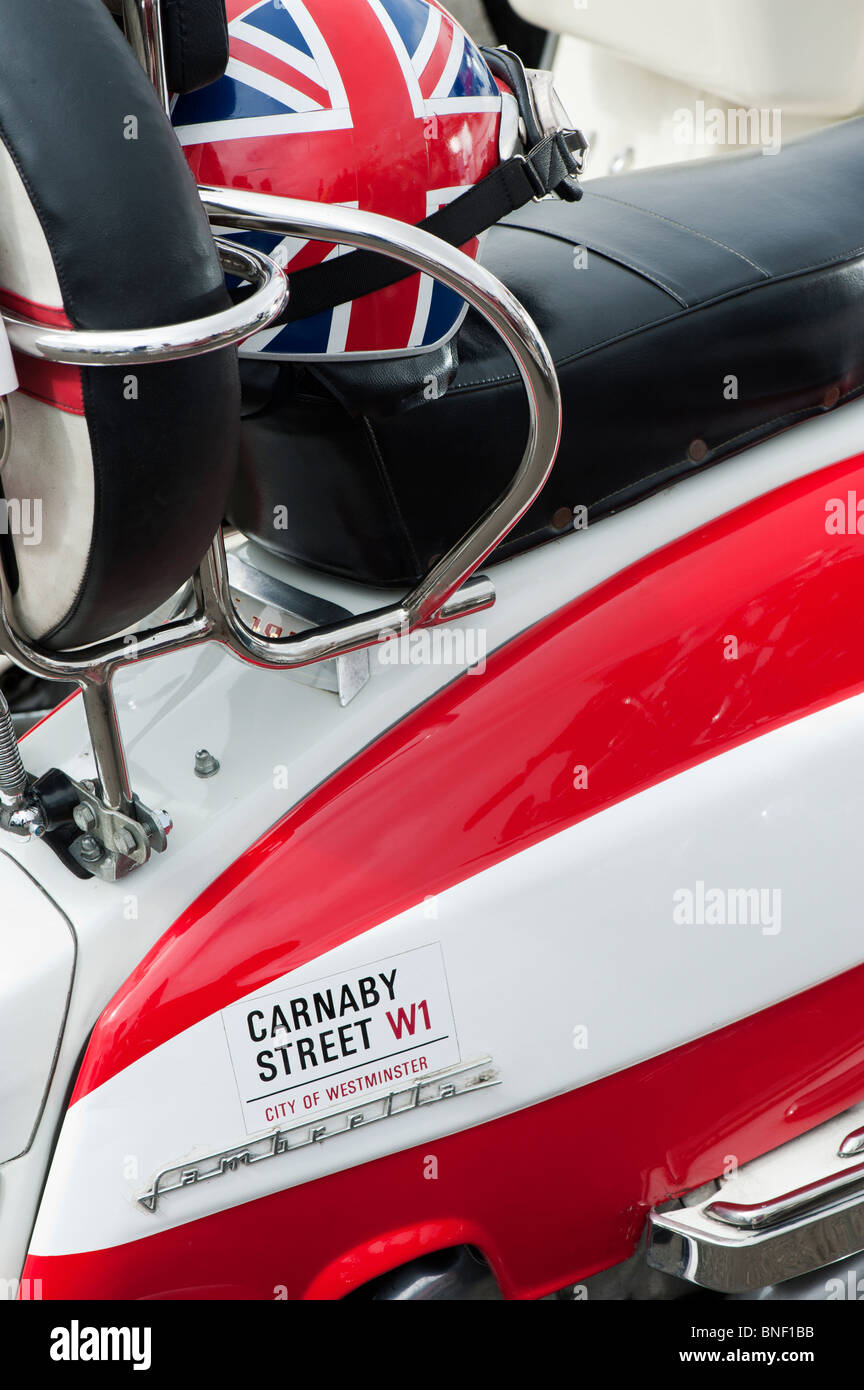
[515,0,864,114]
[0,855,73,1163]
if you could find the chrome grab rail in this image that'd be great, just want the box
[0,241,288,365]
[0,194,561,852]
[199,187,562,624]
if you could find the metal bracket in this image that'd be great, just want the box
[67,778,170,881]
[225,541,371,707]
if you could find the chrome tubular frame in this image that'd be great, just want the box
[121,0,171,115]
[199,187,562,625]
[1,241,289,366]
[0,195,561,857]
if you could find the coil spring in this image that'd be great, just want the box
[0,691,27,800]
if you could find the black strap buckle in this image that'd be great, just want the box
[515,150,550,200]
[517,129,587,203]
[481,46,589,203]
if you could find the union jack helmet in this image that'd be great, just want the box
[172,0,518,360]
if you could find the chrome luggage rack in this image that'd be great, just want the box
[0,193,561,878]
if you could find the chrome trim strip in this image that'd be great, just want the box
[705,1159,864,1232]
[839,1125,864,1158]
[649,1196,864,1295]
[648,1117,864,1294]
[1,242,288,366]
[137,1056,501,1213]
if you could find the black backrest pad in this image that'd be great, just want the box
[101,0,229,94]
[0,0,239,648]
[162,0,230,94]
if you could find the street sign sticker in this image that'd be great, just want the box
[222,942,461,1133]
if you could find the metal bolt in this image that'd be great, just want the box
[194,748,220,778]
[0,691,28,802]
[78,835,103,863]
[73,802,98,833]
[113,828,137,856]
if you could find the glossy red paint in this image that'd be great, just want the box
[73,451,864,1104]
[25,955,864,1299]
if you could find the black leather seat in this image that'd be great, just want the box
[234,116,864,587]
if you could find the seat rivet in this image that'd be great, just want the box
[824,385,841,409]
[194,749,220,779]
[688,439,709,462]
[552,506,573,531]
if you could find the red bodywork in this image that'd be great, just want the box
[25,451,864,1298]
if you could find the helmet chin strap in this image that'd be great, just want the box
[268,53,588,332]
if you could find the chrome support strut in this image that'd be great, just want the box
[0,196,561,873]
[121,0,171,115]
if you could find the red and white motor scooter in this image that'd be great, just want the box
[2,0,864,1303]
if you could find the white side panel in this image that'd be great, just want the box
[548,37,824,178]
[516,0,864,115]
[29,690,864,1257]
[0,855,73,1163]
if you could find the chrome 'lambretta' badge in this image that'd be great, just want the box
[137,1056,500,1214]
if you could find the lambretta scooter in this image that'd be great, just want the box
[2,0,864,1304]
